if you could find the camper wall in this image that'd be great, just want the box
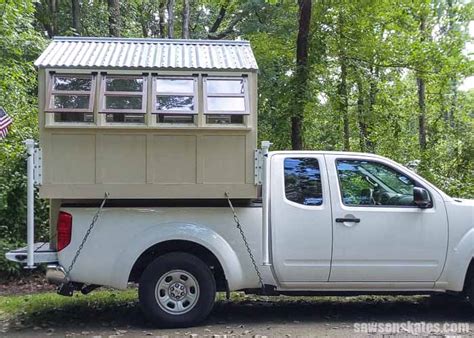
[38,69,258,200]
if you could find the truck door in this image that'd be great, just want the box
[270,153,332,286]
[325,154,448,282]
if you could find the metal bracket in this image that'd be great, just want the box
[254,141,272,185]
[33,148,42,186]
[254,149,263,185]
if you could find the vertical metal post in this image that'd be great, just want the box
[261,141,272,266]
[25,139,35,269]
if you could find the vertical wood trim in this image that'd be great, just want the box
[95,133,103,183]
[146,73,154,126]
[197,74,204,127]
[196,135,203,183]
[146,133,153,183]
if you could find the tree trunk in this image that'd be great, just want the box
[365,66,378,152]
[339,58,350,151]
[181,0,190,39]
[417,76,427,150]
[417,15,427,151]
[291,0,312,150]
[107,0,121,37]
[167,0,175,38]
[356,79,367,152]
[158,0,166,38]
[71,0,81,34]
[48,0,58,37]
[337,11,350,151]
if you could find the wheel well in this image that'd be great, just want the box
[129,240,227,292]
[463,258,474,293]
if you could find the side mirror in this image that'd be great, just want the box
[413,187,431,208]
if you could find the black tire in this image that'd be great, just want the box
[139,252,216,328]
[468,276,474,308]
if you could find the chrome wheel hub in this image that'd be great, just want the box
[155,270,200,315]
[169,282,186,300]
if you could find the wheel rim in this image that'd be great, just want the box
[155,269,200,315]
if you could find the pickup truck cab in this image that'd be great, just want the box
[7,150,474,327]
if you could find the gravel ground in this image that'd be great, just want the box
[2,293,473,337]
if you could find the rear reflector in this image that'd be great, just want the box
[57,211,72,251]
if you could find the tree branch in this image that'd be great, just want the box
[207,10,248,40]
[209,3,228,34]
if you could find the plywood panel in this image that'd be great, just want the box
[98,134,146,184]
[200,135,246,184]
[48,134,96,184]
[152,135,197,183]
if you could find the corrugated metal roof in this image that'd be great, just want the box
[34,37,258,71]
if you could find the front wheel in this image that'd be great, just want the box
[139,252,216,328]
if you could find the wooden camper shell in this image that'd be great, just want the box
[35,37,259,200]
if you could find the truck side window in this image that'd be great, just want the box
[336,159,418,207]
[284,158,323,206]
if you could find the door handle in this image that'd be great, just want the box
[335,217,360,223]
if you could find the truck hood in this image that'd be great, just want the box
[445,198,474,236]
[450,198,474,207]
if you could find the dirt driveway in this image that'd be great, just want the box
[2,293,473,337]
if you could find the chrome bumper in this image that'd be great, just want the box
[46,265,66,285]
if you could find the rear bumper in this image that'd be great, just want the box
[46,265,66,285]
[5,242,58,265]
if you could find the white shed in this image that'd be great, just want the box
[35,37,259,200]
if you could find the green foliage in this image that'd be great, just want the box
[0,0,472,279]
[0,0,48,276]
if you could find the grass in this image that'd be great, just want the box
[0,289,139,329]
[0,289,471,333]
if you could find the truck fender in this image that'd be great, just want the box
[110,222,245,290]
[444,228,474,291]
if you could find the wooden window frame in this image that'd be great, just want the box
[203,76,249,115]
[45,73,96,113]
[100,74,147,114]
[152,75,198,115]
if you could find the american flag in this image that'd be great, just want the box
[0,107,13,139]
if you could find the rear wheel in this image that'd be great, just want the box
[468,275,474,308]
[139,252,216,328]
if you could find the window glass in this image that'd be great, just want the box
[105,96,142,110]
[47,74,94,116]
[207,97,245,111]
[207,79,244,94]
[153,77,196,114]
[54,112,94,123]
[157,114,195,124]
[156,96,194,111]
[53,95,90,109]
[54,76,91,91]
[284,158,323,206]
[101,75,146,115]
[206,115,244,125]
[106,78,143,92]
[106,114,145,123]
[156,78,194,93]
[336,160,417,206]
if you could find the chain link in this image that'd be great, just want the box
[63,192,109,282]
[225,192,265,294]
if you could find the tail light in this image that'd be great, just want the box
[57,211,72,251]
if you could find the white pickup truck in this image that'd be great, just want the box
[7,148,474,327]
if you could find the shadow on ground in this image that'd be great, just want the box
[6,294,473,332]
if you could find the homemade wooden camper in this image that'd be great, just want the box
[35,37,259,200]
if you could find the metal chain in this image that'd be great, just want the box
[224,192,265,294]
[63,192,109,282]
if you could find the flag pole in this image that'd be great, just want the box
[25,139,36,269]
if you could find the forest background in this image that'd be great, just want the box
[0,0,472,276]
